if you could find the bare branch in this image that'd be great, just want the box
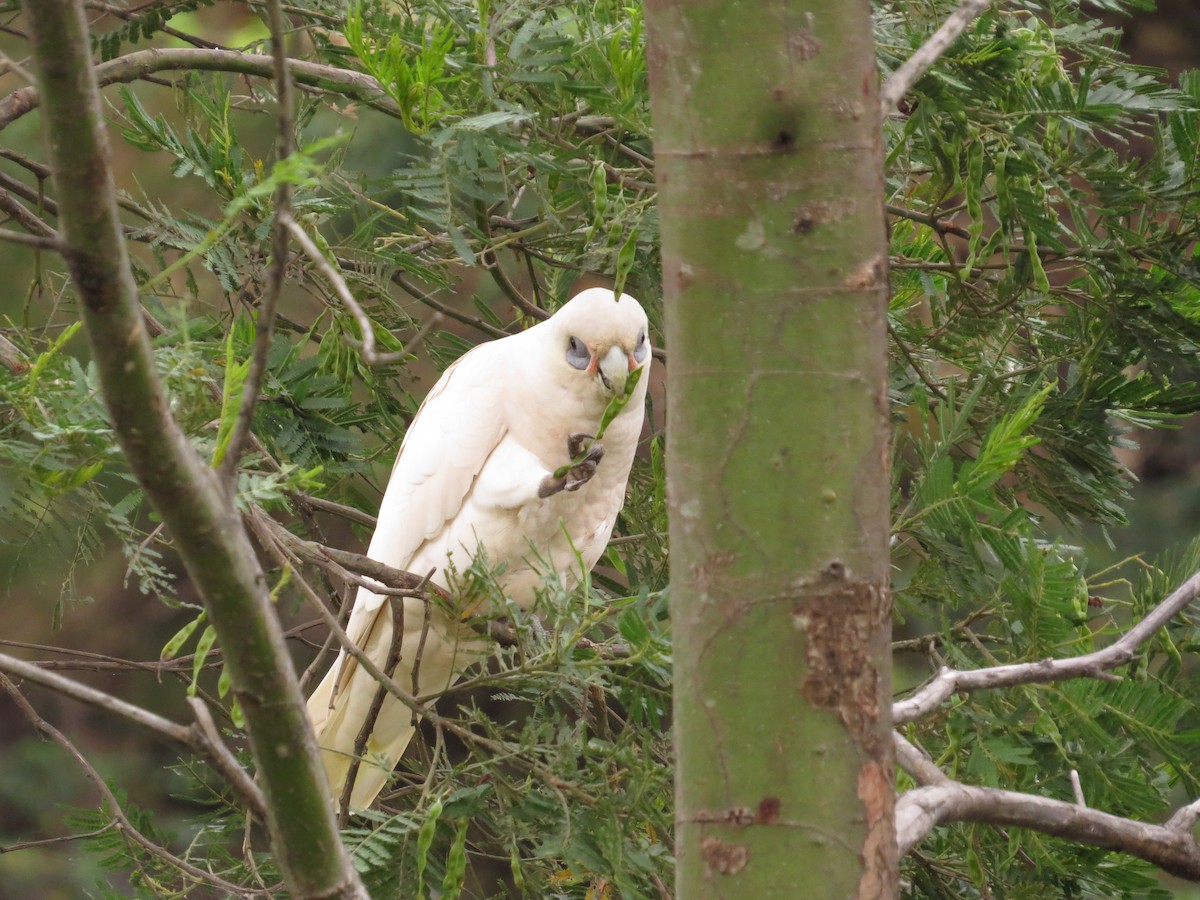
[1167,797,1200,834]
[0,650,193,741]
[896,779,1200,881]
[893,732,949,786]
[218,0,297,489]
[1070,770,1086,808]
[0,227,58,249]
[893,569,1200,724]
[880,0,995,115]
[217,0,296,488]
[257,508,444,599]
[0,185,57,237]
[290,492,379,527]
[1,822,118,854]
[186,697,269,822]
[0,47,405,131]
[885,203,970,240]
[284,213,411,365]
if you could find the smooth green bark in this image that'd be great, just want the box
[22,2,365,896]
[644,1,896,895]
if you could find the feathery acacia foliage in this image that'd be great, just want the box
[1,0,1199,896]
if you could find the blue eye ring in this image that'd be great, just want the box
[633,329,648,363]
[566,336,590,370]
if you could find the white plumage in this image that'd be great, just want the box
[307,287,651,808]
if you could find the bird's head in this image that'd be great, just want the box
[545,287,651,401]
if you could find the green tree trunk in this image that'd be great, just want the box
[643,2,897,895]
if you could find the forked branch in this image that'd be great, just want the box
[894,735,1200,880]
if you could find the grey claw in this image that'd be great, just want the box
[567,432,594,457]
[565,459,599,491]
[540,436,605,498]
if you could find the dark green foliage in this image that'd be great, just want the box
[882,2,1200,896]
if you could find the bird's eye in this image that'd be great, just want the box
[633,328,648,363]
[566,336,590,370]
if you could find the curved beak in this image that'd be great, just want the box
[595,344,631,395]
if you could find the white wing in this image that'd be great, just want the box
[306,340,516,804]
[342,339,512,648]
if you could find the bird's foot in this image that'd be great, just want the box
[538,433,605,498]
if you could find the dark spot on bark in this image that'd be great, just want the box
[756,796,781,824]
[771,86,786,102]
[794,212,815,234]
[772,129,795,151]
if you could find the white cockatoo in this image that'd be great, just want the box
[307,287,651,809]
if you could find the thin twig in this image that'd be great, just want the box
[0,48,407,131]
[1,822,118,854]
[83,2,228,50]
[217,0,296,488]
[284,214,408,365]
[0,652,266,818]
[880,0,996,115]
[0,228,57,249]
[1070,770,1086,808]
[0,186,56,237]
[290,492,379,527]
[0,675,257,896]
[886,203,970,240]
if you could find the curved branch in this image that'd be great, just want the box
[0,47,402,132]
[893,569,1200,724]
[896,781,1200,880]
